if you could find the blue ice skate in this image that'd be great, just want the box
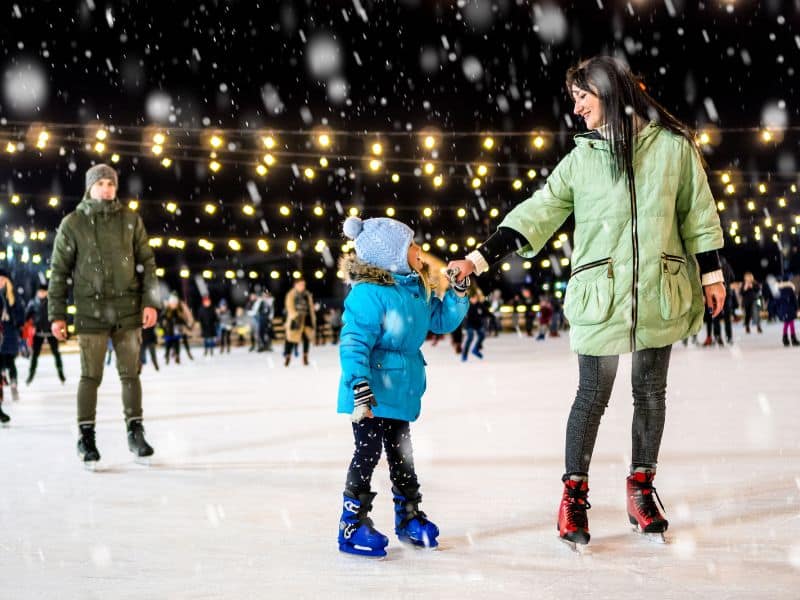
[392,487,439,549]
[338,491,389,558]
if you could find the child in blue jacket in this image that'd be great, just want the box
[337,216,469,557]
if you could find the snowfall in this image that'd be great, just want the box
[1,322,798,599]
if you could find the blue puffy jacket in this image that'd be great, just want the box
[337,258,468,422]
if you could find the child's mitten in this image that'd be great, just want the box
[446,267,470,294]
[352,381,377,422]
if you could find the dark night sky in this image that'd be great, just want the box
[1,0,798,303]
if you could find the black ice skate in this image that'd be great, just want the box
[77,423,101,470]
[127,419,154,465]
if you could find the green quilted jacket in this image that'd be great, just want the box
[501,122,724,356]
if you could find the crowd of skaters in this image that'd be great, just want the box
[102,277,340,370]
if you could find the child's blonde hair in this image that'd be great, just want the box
[417,261,438,301]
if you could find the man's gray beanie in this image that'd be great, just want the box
[85,164,118,191]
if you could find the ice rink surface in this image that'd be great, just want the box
[1,322,798,599]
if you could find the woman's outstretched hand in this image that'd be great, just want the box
[446,259,475,283]
[704,282,726,318]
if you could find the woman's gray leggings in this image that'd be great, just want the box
[565,345,672,476]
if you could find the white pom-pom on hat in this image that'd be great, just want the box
[343,216,364,240]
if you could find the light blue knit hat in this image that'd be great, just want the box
[343,216,414,274]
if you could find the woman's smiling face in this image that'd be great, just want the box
[571,84,603,130]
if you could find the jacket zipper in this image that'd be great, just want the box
[661,253,686,264]
[628,175,640,353]
[571,257,614,278]
[661,253,686,273]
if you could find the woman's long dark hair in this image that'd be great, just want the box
[566,56,702,184]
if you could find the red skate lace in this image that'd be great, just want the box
[564,486,591,529]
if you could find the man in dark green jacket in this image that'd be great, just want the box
[48,164,160,469]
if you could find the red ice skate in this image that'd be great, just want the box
[626,470,668,542]
[557,475,591,550]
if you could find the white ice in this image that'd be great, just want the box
[1,322,798,599]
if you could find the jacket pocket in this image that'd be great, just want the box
[659,253,693,320]
[369,350,407,402]
[564,258,615,326]
[369,350,405,371]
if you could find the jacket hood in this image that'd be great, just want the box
[573,120,660,151]
[339,254,439,290]
[340,255,396,286]
[77,194,122,216]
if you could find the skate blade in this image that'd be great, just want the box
[397,536,440,551]
[559,537,590,554]
[641,532,667,544]
[395,532,439,550]
[339,543,387,559]
[83,461,100,472]
[133,456,152,466]
[632,526,667,544]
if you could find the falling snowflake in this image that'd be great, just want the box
[533,3,568,45]
[2,58,48,113]
[145,91,172,122]
[306,33,343,80]
[462,56,483,82]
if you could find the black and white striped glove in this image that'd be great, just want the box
[446,267,470,294]
[352,381,377,423]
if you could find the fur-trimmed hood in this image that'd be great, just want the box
[339,255,396,286]
[339,254,438,293]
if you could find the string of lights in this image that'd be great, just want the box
[3,124,799,198]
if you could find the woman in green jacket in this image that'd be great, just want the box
[448,56,726,549]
